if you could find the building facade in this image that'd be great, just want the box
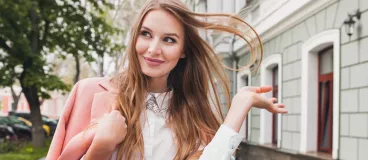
[188,0,368,159]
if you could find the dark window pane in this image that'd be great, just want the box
[319,81,332,149]
[273,114,278,143]
[322,81,331,148]
[243,75,249,86]
[273,67,278,85]
[319,47,333,75]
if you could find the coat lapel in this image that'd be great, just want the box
[90,77,118,124]
[90,92,117,124]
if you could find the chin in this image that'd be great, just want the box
[141,68,168,78]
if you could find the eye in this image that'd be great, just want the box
[163,37,176,43]
[140,30,151,37]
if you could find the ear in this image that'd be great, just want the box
[180,52,186,58]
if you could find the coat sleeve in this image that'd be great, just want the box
[46,82,80,160]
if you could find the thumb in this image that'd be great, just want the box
[241,86,273,93]
[255,86,272,93]
[111,103,121,111]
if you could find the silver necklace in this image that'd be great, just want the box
[146,92,168,118]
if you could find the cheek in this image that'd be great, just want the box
[135,37,148,55]
[163,46,183,61]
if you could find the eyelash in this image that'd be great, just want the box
[140,31,151,37]
[164,37,176,43]
[140,30,177,44]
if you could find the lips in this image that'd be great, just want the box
[144,57,165,66]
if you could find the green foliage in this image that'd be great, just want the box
[0,140,24,153]
[0,138,52,160]
[0,0,124,147]
[0,0,123,98]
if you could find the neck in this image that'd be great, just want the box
[147,75,169,93]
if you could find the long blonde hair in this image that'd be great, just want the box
[111,0,262,159]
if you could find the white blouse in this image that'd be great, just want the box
[86,91,244,160]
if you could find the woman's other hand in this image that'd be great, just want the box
[84,110,127,160]
[94,110,127,147]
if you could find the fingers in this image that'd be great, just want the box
[240,86,259,92]
[109,110,126,122]
[252,93,288,114]
[253,93,274,109]
[275,107,288,114]
[271,104,288,114]
[256,86,272,93]
[110,110,120,114]
[270,98,277,103]
[240,86,273,93]
[111,104,120,111]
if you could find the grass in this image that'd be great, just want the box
[0,138,51,160]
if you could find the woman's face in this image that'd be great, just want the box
[136,9,185,79]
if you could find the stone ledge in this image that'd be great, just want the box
[236,142,334,160]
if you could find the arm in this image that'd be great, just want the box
[82,137,117,160]
[58,128,96,160]
[198,124,244,160]
[46,82,80,160]
[198,86,287,160]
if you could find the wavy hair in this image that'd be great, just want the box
[111,0,263,159]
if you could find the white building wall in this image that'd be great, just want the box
[221,0,235,13]
[206,0,222,13]
[190,0,368,159]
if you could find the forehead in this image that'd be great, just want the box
[141,9,184,37]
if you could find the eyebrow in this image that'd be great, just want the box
[141,26,180,38]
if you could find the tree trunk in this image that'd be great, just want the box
[99,55,104,77]
[22,86,45,147]
[10,86,22,112]
[73,54,80,84]
[22,2,45,148]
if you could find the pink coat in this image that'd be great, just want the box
[46,77,118,160]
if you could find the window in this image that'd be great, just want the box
[272,66,279,145]
[259,54,281,145]
[300,30,340,158]
[318,46,333,153]
[237,69,252,142]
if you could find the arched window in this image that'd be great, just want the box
[237,69,252,141]
[317,46,333,153]
[300,29,340,159]
[272,66,279,145]
[259,54,282,147]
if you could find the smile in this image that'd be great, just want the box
[144,57,165,66]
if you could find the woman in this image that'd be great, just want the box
[46,0,287,160]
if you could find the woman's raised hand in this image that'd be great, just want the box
[94,110,127,147]
[224,86,287,132]
[233,86,287,114]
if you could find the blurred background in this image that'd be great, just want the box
[0,0,367,160]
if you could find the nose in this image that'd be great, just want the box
[148,38,162,55]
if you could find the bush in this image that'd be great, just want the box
[0,138,51,160]
[0,140,24,153]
